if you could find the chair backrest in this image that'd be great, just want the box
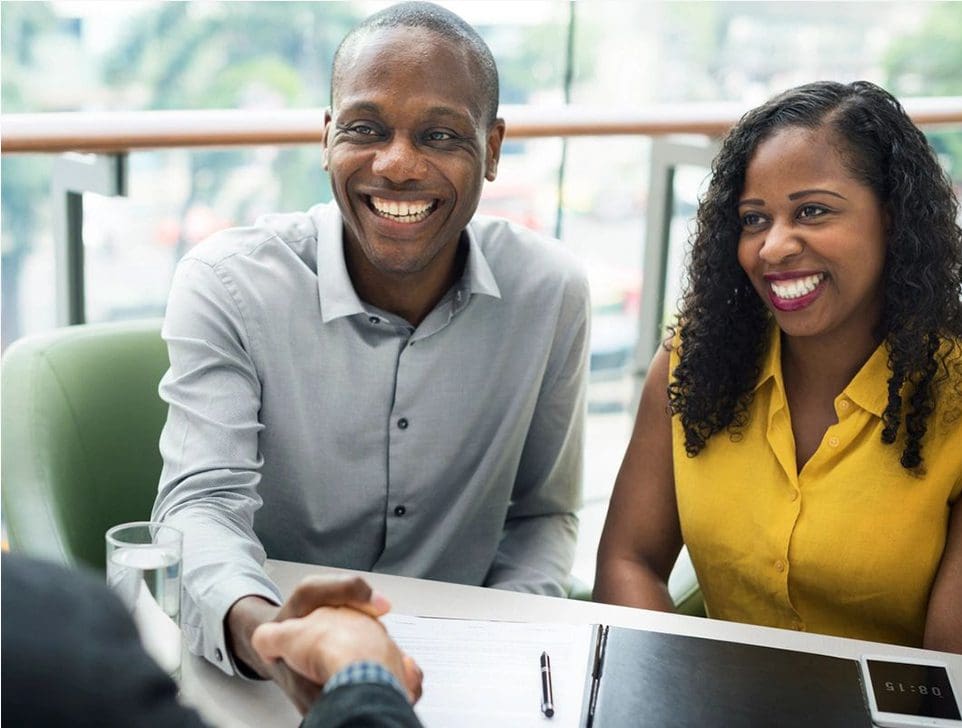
[1,319,169,571]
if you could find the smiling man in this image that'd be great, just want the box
[152,1,590,707]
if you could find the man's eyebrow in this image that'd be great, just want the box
[788,188,847,201]
[336,101,382,116]
[423,105,474,122]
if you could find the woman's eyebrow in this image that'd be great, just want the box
[788,188,847,201]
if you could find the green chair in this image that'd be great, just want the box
[1,319,168,571]
[668,547,706,617]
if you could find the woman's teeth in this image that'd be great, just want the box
[770,273,824,300]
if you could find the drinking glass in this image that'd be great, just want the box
[106,521,183,678]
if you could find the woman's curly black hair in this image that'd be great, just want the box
[668,80,962,471]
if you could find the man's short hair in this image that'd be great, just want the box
[331,1,500,126]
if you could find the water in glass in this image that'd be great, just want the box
[107,543,182,677]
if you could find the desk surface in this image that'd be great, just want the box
[180,560,962,728]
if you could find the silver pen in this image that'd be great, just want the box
[540,650,555,718]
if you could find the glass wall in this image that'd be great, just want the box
[3,0,961,586]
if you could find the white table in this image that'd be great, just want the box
[179,559,962,727]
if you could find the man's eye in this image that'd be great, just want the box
[350,125,378,136]
[425,130,455,142]
[798,204,827,219]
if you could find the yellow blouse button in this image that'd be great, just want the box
[839,399,850,410]
[775,560,786,572]
[828,436,840,447]
[790,490,799,502]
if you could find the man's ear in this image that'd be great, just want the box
[484,118,506,182]
[322,108,333,171]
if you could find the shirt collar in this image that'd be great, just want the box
[843,340,889,417]
[315,205,366,323]
[753,322,781,393]
[753,321,889,417]
[314,206,502,324]
[462,221,502,301]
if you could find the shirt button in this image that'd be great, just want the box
[369,316,380,324]
[789,490,799,502]
[828,436,839,447]
[838,398,850,410]
[774,560,786,572]
[397,418,409,430]
[394,505,406,516]
[214,648,223,662]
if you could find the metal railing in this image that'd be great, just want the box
[3,100,962,377]
[4,98,962,152]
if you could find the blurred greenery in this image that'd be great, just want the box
[1,3,58,344]
[2,1,961,346]
[885,2,962,178]
[99,2,361,259]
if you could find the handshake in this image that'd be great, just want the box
[228,575,424,714]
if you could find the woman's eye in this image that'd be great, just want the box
[798,204,827,219]
[741,212,765,227]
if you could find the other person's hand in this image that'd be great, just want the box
[252,605,423,703]
[225,575,392,714]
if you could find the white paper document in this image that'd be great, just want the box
[382,614,594,728]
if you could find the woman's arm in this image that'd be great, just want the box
[923,496,962,654]
[593,345,683,611]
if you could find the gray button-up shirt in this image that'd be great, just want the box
[153,203,589,674]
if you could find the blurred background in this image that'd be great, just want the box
[3,0,961,585]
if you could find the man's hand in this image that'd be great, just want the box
[225,575,392,714]
[252,606,423,703]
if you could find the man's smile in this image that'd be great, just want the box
[367,195,438,223]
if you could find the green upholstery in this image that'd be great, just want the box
[669,547,706,617]
[1,319,168,571]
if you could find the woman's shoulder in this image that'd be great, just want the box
[931,337,962,433]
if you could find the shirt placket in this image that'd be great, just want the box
[767,386,805,630]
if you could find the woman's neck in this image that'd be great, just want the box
[780,324,882,399]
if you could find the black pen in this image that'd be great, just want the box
[540,650,555,718]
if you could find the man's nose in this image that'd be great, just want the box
[759,219,804,264]
[372,136,428,183]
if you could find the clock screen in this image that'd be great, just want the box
[867,660,961,719]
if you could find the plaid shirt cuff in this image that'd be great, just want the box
[323,660,407,700]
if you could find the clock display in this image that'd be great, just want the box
[867,659,961,720]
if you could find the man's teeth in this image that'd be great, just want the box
[370,196,434,222]
[770,273,825,300]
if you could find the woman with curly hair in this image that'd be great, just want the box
[594,80,962,652]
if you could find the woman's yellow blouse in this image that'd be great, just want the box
[670,329,962,647]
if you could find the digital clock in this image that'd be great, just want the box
[860,655,962,728]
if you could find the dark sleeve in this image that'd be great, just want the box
[301,683,423,728]
[1,554,209,728]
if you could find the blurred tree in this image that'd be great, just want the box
[1,2,59,346]
[102,2,360,257]
[885,2,962,180]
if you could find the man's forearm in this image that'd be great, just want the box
[225,595,281,677]
[485,512,578,596]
